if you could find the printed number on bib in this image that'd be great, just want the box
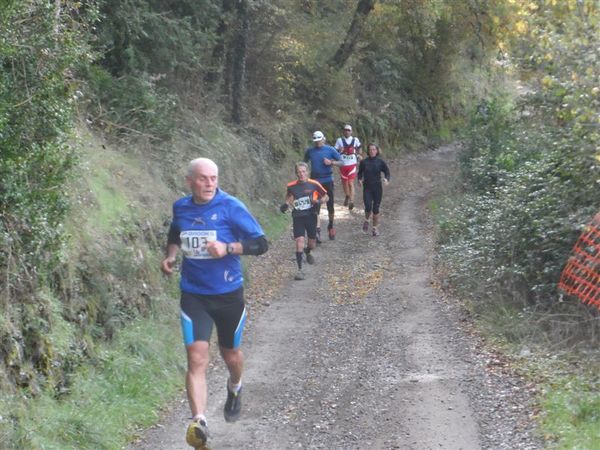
[341,154,357,165]
[293,196,312,211]
[181,230,217,259]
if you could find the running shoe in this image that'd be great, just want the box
[294,270,306,280]
[348,201,354,211]
[305,253,315,265]
[343,196,349,206]
[224,385,242,422]
[328,227,336,240]
[186,419,209,449]
[362,221,369,233]
[372,227,379,237]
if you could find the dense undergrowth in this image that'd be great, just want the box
[434,1,600,447]
[436,0,600,347]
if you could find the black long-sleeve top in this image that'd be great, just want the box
[357,156,390,187]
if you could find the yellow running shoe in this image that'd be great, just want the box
[186,419,209,449]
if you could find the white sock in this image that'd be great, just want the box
[228,378,242,393]
[192,413,207,424]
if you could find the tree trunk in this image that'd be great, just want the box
[54,0,61,35]
[329,0,376,69]
[230,0,249,124]
[204,0,235,84]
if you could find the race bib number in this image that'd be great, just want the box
[341,153,357,166]
[293,196,312,211]
[181,230,217,259]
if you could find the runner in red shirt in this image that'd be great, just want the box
[334,124,362,211]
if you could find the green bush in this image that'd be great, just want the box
[95,0,219,78]
[438,95,599,309]
[352,1,490,149]
[81,0,222,138]
[83,65,177,139]
[0,0,94,389]
[437,1,600,319]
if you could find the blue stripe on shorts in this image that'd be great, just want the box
[181,310,194,346]
[233,307,247,349]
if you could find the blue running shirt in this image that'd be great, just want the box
[170,189,265,295]
[303,145,341,184]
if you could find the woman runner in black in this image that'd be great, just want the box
[357,143,390,236]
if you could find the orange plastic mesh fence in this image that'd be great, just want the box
[558,212,600,309]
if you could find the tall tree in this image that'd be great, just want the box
[329,0,376,68]
[230,0,249,124]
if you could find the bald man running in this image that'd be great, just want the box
[161,158,268,449]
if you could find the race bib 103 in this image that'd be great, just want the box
[181,230,217,259]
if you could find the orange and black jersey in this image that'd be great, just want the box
[286,179,327,217]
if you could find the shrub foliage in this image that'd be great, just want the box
[0,0,94,390]
[437,1,600,331]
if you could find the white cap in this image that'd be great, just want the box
[312,131,325,142]
[343,124,352,131]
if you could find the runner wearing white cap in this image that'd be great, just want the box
[334,124,362,210]
[303,131,343,241]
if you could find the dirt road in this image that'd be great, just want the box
[130,145,541,450]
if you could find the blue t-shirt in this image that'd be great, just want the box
[303,145,341,184]
[170,189,265,295]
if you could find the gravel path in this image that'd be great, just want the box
[129,144,542,450]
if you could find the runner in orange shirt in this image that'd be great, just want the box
[280,162,328,280]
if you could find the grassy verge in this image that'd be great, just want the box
[538,370,600,449]
[442,291,600,449]
[252,203,290,243]
[1,303,185,450]
[0,134,183,449]
[477,307,600,448]
[449,292,600,449]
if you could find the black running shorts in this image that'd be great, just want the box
[180,287,246,349]
[292,214,318,239]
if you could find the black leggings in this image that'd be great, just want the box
[322,181,334,215]
[315,181,335,217]
[363,183,383,215]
